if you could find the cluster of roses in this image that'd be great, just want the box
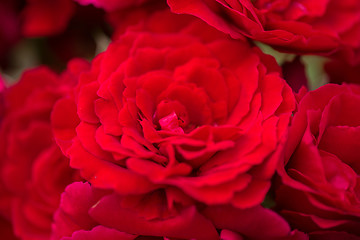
[1,1,360,240]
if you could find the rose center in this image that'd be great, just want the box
[158,112,185,134]
[154,99,193,133]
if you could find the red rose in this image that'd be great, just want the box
[276,84,360,236]
[167,0,360,61]
[52,9,295,209]
[0,60,87,240]
[52,182,307,240]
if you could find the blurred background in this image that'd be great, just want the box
[0,0,111,83]
[0,0,336,91]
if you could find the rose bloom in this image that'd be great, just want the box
[276,84,360,238]
[53,9,295,210]
[0,61,87,240]
[168,0,360,60]
[51,182,307,240]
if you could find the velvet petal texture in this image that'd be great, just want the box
[167,0,360,63]
[277,84,360,236]
[0,59,88,240]
[52,8,295,210]
[52,182,308,240]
